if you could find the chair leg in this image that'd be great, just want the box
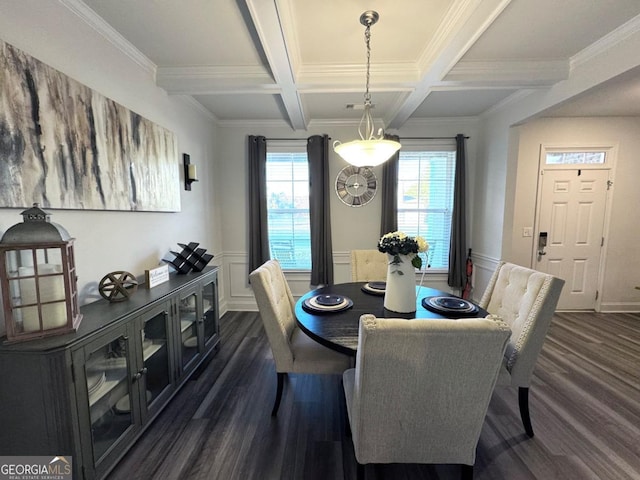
[271,372,286,416]
[518,386,534,437]
[461,464,474,480]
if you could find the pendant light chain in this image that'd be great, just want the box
[332,10,401,167]
[360,20,375,141]
[364,23,372,106]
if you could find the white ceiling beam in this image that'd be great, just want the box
[388,0,513,129]
[244,0,306,130]
[296,63,419,87]
[154,59,564,96]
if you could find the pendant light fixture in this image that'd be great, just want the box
[333,11,401,167]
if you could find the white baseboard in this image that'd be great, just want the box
[597,302,640,313]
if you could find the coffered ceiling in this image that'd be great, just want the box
[75,0,640,129]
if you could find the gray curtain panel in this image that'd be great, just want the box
[380,133,400,237]
[248,135,270,277]
[307,135,334,286]
[448,134,467,289]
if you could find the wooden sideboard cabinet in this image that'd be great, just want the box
[0,267,219,480]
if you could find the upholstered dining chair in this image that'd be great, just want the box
[343,314,511,480]
[350,249,388,282]
[479,261,565,437]
[249,260,352,416]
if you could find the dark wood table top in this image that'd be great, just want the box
[294,283,488,356]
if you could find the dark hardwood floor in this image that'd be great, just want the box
[107,310,640,480]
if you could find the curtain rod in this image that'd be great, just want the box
[401,136,470,140]
[265,137,332,141]
[264,135,467,140]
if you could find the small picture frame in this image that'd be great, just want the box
[145,265,170,289]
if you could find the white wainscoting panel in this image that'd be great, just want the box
[221,251,489,312]
[469,253,501,303]
[224,252,256,311]
[201,252,639,314]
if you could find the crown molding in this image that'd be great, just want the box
[480,89,535,117]
[157,65,272,80]
[216,118,296,129]
[296,62,418,86]
[59,0,156,77]
[156,65,276,93]
[446,60,568,86]
[402,116,479,127]
[176,95,218,122]
[571,14,640,70]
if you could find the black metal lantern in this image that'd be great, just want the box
[0,204,82,343]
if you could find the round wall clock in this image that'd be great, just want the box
[335,165,377,207]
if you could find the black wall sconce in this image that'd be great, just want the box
[183,153,198,191]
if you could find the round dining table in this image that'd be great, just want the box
[294,282,489,356]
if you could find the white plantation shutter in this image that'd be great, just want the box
[265,147,311,270]
[397,146,456,270]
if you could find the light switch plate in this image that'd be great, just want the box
[523,227,533,237]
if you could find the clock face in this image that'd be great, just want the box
[335,166,377,207]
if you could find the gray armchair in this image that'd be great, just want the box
[343,314,511,479]
[479,261,565,437]
[350,249,387,282]
[249,260,352,416]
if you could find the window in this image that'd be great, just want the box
[545,151,606,165]
[397,145,456,270]
[266,145,311,270]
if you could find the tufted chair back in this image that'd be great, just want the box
[479,261,564,437]
[350,250,388,282]
[479,262,564,385]
[343,314,511,476]
[249,259,297,371]
[250,260,352,416]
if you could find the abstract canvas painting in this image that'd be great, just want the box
[0,39,180,212]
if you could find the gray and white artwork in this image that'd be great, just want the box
[0,39,180,212]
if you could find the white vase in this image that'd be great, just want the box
[384,253,417,313]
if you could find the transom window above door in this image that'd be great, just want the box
[544,150,606,165]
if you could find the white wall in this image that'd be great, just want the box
[476,112,640,312]
[472,21,640,311]
[216,118,478,310]
[471,112,510,294]
[0,2,223,335]
[509,117,640,311]
[3,1,639,325]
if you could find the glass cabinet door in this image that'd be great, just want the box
[202,276,218,347]
[138,308,171,416]
[84,332,134,463]
[178,290,200,370]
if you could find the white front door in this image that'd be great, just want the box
[535,169,609,310]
